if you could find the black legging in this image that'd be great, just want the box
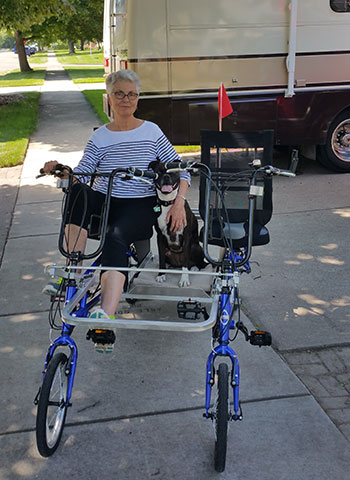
[66,183,157,275]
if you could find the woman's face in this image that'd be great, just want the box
[108,80,139,118]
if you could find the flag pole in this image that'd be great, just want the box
[218,83,223,169]
[219,83,223,132]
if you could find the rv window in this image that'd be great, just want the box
[330,0,350,12]
[115,0,126,14]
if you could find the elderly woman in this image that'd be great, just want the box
[43,70,190,352]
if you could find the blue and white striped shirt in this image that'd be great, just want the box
[74,121,190,198]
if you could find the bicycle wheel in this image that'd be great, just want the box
[214,362,229,472]
[36,352,69,457]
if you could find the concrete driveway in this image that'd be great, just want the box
[0,52,349,479]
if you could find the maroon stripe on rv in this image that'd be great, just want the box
[128,53,286,63]
[127,50,350,64]
[139,84,288,97]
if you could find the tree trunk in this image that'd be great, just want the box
[80,39,84,51]
[68,41,75,54]
[15,31,32,72]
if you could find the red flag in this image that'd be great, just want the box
[218,83,233,131]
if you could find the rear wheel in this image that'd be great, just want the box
[317,109,350,172]
[36,352,69,457]
[214,363,229,472]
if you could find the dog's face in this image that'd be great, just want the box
[149,159,180,200]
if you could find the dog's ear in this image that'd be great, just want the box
[148,157,161,172]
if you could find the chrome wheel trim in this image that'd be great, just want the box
[331,118,350,163]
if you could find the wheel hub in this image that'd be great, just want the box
[332,120,350,162]
[338,132,350,147]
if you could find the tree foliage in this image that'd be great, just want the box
[30,0,103,50]
[0,0,103,70]
[0,0,65,71]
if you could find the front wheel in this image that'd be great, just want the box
[36,352,69,457]
[317,109,350,172]
[214,363,229,472]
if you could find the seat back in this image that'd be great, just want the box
[199,130,274,246]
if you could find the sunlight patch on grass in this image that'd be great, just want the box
[0,69,46,87]
[29,52,48,64]
[54,49,103,65]
[65,67,105,84]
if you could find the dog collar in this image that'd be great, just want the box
[157,198,176,207]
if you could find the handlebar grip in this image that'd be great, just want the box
[275,168,296,177]
[164,160,188,170]
[132,168,158,179]
[265,166,295,177]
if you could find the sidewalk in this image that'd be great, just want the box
[0,53,349,479]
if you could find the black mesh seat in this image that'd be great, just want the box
[199,130,274,249]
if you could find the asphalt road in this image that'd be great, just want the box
[0,49,20,72]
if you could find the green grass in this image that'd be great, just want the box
[82,89,200,153]
[0,69,46,87]
[64,67,105,84]
[0,93,40,167]
[82,89,109,123]
[54,49,103,65]
[174,145,200,154]
[29,52,48,64]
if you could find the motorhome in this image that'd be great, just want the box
[103,0,350,172]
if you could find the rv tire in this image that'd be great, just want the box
[317,109,350,173]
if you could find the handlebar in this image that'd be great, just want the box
[37,160,294,265]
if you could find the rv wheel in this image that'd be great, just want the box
[317,109,350,173]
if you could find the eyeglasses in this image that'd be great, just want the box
[112,91,139,100]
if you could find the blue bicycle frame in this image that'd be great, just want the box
[204,250,248,421]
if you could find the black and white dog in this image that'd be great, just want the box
[149,159,206,287]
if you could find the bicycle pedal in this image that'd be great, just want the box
[86,329,115,345]
[249,330,272,347]
[177,300,207,320]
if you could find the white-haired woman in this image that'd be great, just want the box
[43,70,190,352]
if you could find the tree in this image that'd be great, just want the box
[0,0,65,71]
[26,0,103,55]
[52,0,103,53]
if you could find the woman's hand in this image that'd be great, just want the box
[41,161,70,179]
[42,160,59,174]
[166,196,187,232]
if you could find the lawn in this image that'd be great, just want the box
[83,89,109,123]
[0,93,40,167]
[29,52,48,64]
[64,67,105,84]
[0,69,46,87]
[55,49,103,65]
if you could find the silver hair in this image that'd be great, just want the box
[105,70,141,94]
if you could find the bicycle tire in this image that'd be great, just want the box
[36,352,69,457]
[214,362,229,472]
